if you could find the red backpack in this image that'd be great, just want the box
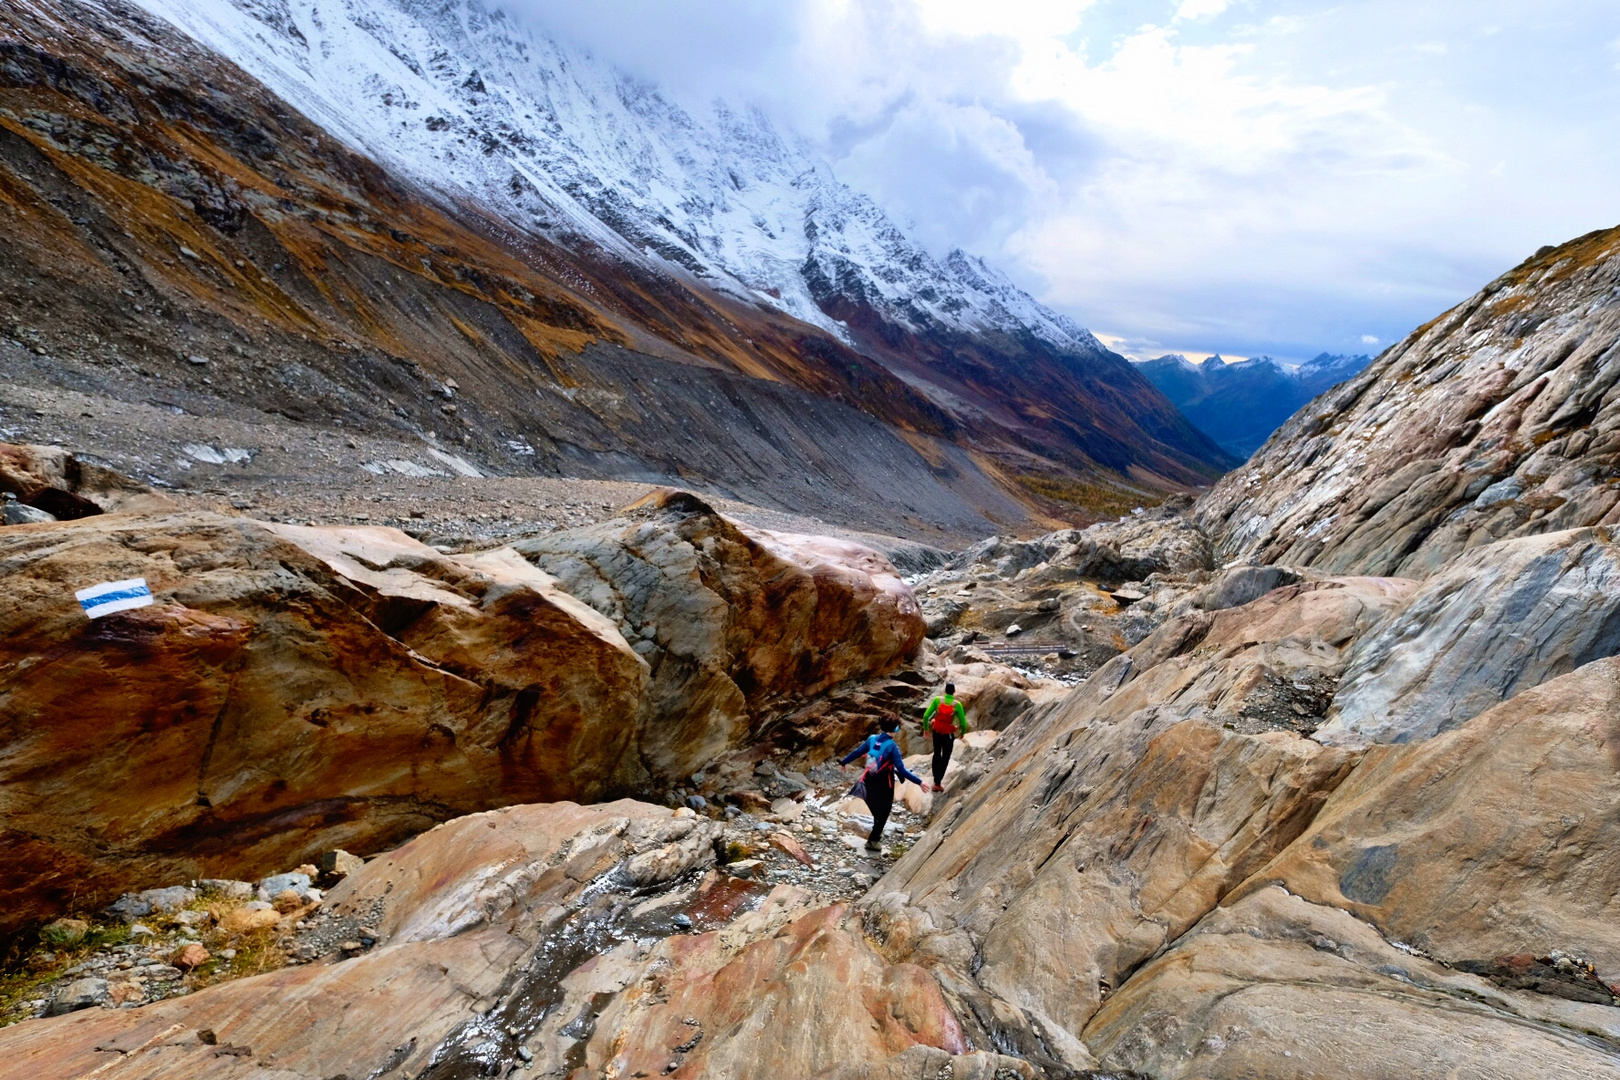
[931,698,959,734]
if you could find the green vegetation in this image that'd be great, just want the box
[1014,472,1160,519]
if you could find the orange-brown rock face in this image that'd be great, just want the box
[0,511,647,939]
[0,491,923,941]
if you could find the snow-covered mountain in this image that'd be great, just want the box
[1134,352,1374,460]
[131,0,1099,355]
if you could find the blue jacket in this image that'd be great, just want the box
[840,733,923,785]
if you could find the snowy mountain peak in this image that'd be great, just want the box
[132,0,1097,356]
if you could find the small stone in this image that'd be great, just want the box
[186,353,208,364]
[199,879,254,902]
[339,941,363,953]
[41,918,89,946]
[272,890,303,914]
[684,794,707,811]
[724,859,764,880]
[138,886,196,913]
[672,914,693,931]
[219,949,237,960]
[172,944,210,970]
[768,832,815,867]
[1005,623,1023,636]
[318,850,364,881]
[516,1045,533,1063]
[144,964,184,981]
[292,864,319,879]
[3,502,55,525]
[47,978,110,1016]
[1037,597,1062,612]
[257,872,311,898]
[129,923,155,938]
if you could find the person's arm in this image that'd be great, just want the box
[957,700,969,736]
[887,741,925,786]
[922,697,939,723]
[839,739,869,767]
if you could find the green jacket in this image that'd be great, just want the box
[922,694,967,735]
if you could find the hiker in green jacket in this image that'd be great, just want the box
[921,682,967,791]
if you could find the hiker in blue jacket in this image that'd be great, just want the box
[839,716,923,852]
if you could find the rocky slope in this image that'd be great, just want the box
[1135,352,1371,460]
[1198,225,1620,575]
[0,0,1229,542]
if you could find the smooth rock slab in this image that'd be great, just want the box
[1320,526,1620,745]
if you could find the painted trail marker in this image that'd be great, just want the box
[76,578,154,618]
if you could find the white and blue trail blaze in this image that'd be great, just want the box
[75,578,154,618]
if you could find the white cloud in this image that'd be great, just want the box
[1175,0,1230,22]
[500,0,1620,361]
[1361,334,1380,345]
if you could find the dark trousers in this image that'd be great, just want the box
[866,773,894,846]
[931,731,955,787]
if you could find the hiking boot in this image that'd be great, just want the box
[864,840,882,852]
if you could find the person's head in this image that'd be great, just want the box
[945,682,956,696]
[879,716,900,735]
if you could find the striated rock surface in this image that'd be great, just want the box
[1319,526,1620,744]
[0,800,719,1079]
[515,490,924,782]
[1198,226,1620,577]
[0,799,1013,1080]
[0,441,167,518]
[860,581,1413,1065]
[1251,656,1620,984]
[1084,885,1620,1078]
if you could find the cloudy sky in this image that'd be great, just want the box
[513,0,1620,363]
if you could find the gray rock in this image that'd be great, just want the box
[684,794,707,810]
[3,501,56,526]
[137,886,196,913]
[142,964,184,981]
[1191,564,1303,612]
[198,879,254,902]
[102,894,152,923]
[257,872,311,899]
[46,978,109,1016]
[1320,527,1620,745]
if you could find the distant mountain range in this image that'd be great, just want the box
[1133,353,1373,460]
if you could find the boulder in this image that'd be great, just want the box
[0,511,646,941]
[218,908,280,935]
[0,441,163,518]
[1319,527,1620,745]
[316,850,363,882]
[3,499,55,525]
[45,978,108,1017]
[137,886,195,914]
[255,874,310,901]
[514,490,924,783]
[1245,656,1620,987]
